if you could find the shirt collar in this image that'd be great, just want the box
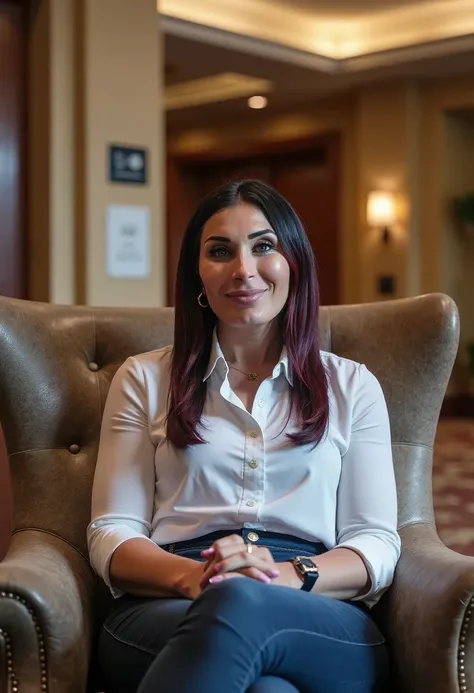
[272,347,292,385]
[202,330,292,385]
[203,331,227,382]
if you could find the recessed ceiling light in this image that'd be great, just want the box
[247,95,268,110]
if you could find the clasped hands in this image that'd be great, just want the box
[182,534,302,599]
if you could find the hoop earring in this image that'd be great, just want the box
[197,292,209,308]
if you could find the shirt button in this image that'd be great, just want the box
[246,500,256,507]
[248,460,258,469]
[249,432,258,439]
[247,531,259,542]
[258,399,264,407]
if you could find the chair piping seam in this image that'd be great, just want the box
[11,527,91,566]
[391,441,433,451]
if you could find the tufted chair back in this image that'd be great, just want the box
[0,293,469,693]
[0,301,174,557]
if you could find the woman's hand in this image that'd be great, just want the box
[199,534,280,589]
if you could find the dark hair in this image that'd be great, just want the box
[167,179,329,448]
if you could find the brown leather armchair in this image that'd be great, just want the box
[0,292,471,693]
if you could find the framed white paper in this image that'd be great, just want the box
[106,204,150,278]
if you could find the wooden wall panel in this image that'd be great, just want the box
[0,0,26,559]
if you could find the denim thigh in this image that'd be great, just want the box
[137,580,388,693]
[100,595,300,693]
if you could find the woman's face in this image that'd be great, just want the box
[198,203,290,329]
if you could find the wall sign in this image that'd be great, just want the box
[109,145,148,184]
[106,205,150,278]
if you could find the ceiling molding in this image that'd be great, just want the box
[159,0,474,67]
[161,16,339,73]
[343,34,474,73]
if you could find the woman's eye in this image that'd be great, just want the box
[209,246,229,258]
[254,241,275,254]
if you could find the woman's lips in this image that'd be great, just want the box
[225,289,267,305]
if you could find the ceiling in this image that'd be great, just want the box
[161,0,474,129]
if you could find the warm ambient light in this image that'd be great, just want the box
[366,191,397,244]
[247,95,268,109]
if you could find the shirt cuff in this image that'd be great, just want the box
[336,532,400,607]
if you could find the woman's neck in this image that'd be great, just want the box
[217,323,283,370]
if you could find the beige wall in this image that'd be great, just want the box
[79,0,165,307]
[28,0,165,307]
[355,83,421,302]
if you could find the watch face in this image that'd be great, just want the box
[298,557,315,569]
[294,557,318,575]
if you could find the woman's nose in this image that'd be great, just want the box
[232,251,256,280]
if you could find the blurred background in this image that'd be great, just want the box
[1,0,474,556]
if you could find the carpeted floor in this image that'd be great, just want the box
[433,418,474,555]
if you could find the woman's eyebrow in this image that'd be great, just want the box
[204,230,274,244]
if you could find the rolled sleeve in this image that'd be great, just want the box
[336,364,401,606]
[87,356,157,596]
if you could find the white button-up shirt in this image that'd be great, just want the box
[88,334,401,606]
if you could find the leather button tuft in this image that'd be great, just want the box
[69,444,80,454]
[88,362,99,372]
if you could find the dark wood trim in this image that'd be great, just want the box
[0,0,27,297]
[26,0,51,301]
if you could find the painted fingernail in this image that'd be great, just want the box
[201,548,215,556]
[213,563,222,573]
[209,575,224,584]
[270,570,280,577]
[259,575,271,583]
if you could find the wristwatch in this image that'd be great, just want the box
[290,556,319,592]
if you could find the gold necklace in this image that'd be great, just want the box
[229,364,260,381]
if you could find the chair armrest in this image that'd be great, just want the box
[0,529,96,693]
[378,523,474,693]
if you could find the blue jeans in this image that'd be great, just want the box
[99,530,389,693]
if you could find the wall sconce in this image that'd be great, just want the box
[366,191,397,244]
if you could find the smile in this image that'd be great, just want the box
[225,290,267,306]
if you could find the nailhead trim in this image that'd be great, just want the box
[0,591,48,692]
[459,596,474,692]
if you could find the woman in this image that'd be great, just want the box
[88,179,400,693]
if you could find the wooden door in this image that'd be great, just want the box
[270,146,340,306]
[0,0,26,560]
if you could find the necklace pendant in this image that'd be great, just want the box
[248,372,259,381]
